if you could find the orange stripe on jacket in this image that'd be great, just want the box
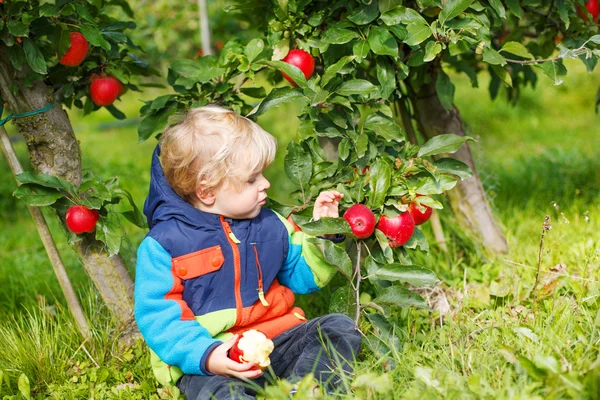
[165,264,195,321]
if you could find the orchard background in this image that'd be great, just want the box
[1,0,600,398]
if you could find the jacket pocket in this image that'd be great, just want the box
[172,245,225,280]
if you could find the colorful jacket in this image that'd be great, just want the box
[134,147,338,386]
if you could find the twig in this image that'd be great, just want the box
[354,241,362,328]
[532,216,552,316]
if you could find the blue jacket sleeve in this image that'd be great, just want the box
[134,236,221,375]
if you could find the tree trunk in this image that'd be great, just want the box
[409,79,509,254]
[0,47,138,336]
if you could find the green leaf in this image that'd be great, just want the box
[403,227,429,251]
[374,286,428,308]
[537,61,567,85]
[171,58,225,84]
[284,141,312,188]
[491,64,513,87]
[368,27,398,57]
[347,1,379,25]
[322,240,352,278]
[6,44,26,71]
[39,4,59,17]
[75,3,95,22]
[376,58,396,99]
[433,158,472,179]
[322,28,360,45]
[7,21,28,37]
[363,114,404,141]
[368,158,392,209]
[436,69,455,111]
[500,41,533,60]
[588,35,600,44]
[299,217,353,236]
[95,213,122,256]
[404,22,432,46]
[322,56,355,87]
[138,104,177,142]
[13,185,64,207]
[240,87,267,98]
[353,40,370,59]
[16,172,77,194]
[259,60,308,88]
[336,79,377,96]
[423,41,442,62]
[18,374,30,400]
[55,25,72,59]
[22,38,47,75]
[244,38,264,62]
[440,0,473,24]
[250,87,306,118]
[329,285,356,318]
[381,6,427,25]
[504,0,523,18]
[518,356,547,379]
[373,264,439,286]
[80,25,111,52]
[488,0,506,19]
[379,0,402,14]
[418,134,475,157]
[483,48,506,66]
[114,188,147,229]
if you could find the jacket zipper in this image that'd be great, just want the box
[252,244,269,307]
[220,216,243,325]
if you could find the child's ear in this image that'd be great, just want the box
[195,185,216,206]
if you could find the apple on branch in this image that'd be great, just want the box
[58,32,89,67]
[228,329,274,370]
[89,75,124,106]
[65,205,100,234]
[408,195,433,225]
[343,204,376,239]
[281,49,315,84]
[377,211,415,248]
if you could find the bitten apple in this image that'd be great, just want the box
[377,212,415,247]
[343,204,376,239]
[229,330,274,369]
[58,32,89,67]
[90,75,124,106]
[65,205,100,234]
[281,49,315,84]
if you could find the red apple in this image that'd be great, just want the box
[90,75,124,106]
[287,214,302,232]
[578,0,599,23]
[408,196,433,225]
[281,49,315,84]
[65,205,100,234]
[377,212,415,248]
[343,204,376,239]
[58,32,89,67]
[229,330,274,370]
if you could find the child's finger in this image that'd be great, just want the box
[227,360,256,372]
[221,334,239,351]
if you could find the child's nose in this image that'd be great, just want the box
[261,176,271,190]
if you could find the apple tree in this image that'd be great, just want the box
[0,0,156,336]
[138,0,600,353]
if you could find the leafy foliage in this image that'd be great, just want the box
[0,0,157,116]
[13,170,146,256]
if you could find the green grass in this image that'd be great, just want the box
[0,60,599,398]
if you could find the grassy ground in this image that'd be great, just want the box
[0,60,599,398]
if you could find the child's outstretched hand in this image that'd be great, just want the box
[313,190,344,221]
[206,335,263,379]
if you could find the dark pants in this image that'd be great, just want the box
[177,314,362,400]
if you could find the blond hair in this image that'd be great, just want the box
[159,105,277,203]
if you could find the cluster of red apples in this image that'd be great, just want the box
[343,198,433,247]
[58,32,124,107]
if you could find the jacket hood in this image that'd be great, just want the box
[144,146,220,229]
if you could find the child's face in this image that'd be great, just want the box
[212,170,271,219]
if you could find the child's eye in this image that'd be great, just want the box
[248,178,257,184]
